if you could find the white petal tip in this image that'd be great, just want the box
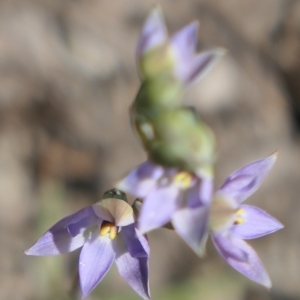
[186,20,199,32]
[24,248,37,256]
[194,246,206,258]
[148,6,164,24]
[270,150,279,161]
[211,48,227,60]
[264,280,272,290]
[138,221,157,235]
[138,227,150,235]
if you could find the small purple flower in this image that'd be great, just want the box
[137,7,224,85]
[117,161,213,256]
[25,189,150,299]
[209,152,283,288]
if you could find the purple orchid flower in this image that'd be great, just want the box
[117,161,213,256]
[25,189,150,300]
[209,152,283,288]
[137,7,224,86]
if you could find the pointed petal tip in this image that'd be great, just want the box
[183,20,199,35]
[265,280,272,290]
[183,238,207,258]
[183,47,226,86]
[81,291,88,299]
[137,224,152,236]
[138,218,161,235]
[208,48,227,62]
[274,215,284,231]
[24,247,39,256]
[200,48,226,61]
[270,150,279,161]
[264,150,278,168]
[150,5,163,18]
[145,6,165,33]
[188,20,199,30]
[194,245,206,258]
[258,150,279,173]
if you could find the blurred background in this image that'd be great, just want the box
[1,0,299,299]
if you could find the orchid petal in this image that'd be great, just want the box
[25,230,85,256]
[184,179,202,208]
[171,21,198,59]
[117,161,164,198]
[25,207,97,255]
[211,233,248,261]
[79,233,115,298]
[230,205,284,240]
[136,7,167,60]
[219,152,278,203]
[138,184,181,234]
[211,234,272,288]
[67,210,99,237]
[187,177,213,208]
[93,199,134,227]
[172,205,209,257]
[121,224,149,258]
[177,49,224,85]
[115,240,150,300]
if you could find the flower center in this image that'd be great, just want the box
[100,221,118,240]
[210,194,247,233]
[210,193,237,231]
[173,171,193,189]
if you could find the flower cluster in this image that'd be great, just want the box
[25,7,283,299]
[121,6,283,291]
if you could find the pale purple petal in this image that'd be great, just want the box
[172,206,209,256]
[186,177,213,207]
[138,184,182,234]
[136,8,167,60]
[219,152,278,203]
[67,208,99,237]
[211,233,248,261]
[230,205,284,240]
[171,178,212,255]
[176,49,224,85]
[211,234,272,288]
[121,224,149,258]
[79,233,115,298]
[171,21,198,59]
[184,179,203,208]
[115,244,150,300]
[117,161,164,198]
[25,207,97,255]
[25,230,86,256]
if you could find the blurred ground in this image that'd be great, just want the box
[0,0,299,299]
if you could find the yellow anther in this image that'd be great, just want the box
[234,217,245,225]
[100,221,118,240]
[233,209,246,225]
[109,226,118,240]
[236,208,245,216]
[173,171,193,189]
[100,223,111,236]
